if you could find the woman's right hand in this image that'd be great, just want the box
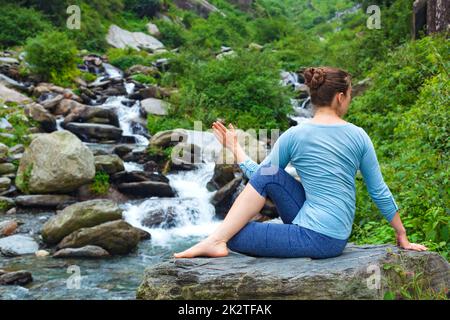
[212,121,239,153]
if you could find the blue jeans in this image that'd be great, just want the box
[227,165,348,259]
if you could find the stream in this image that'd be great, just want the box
[0,66,311,300]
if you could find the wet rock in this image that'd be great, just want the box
[0,83,32,104]
[169,142,202,171]
[33,83,81,102]
[24,103,57,132]
[117,181,175,198]
[63,105,120,128]
[137,244,450,300]
[106,25,164,51]
[206,164,236,191]
[53,98,84,116]
[39,94,64,111]
[141,207,176,228]
[113,145,133,158]
[8,144,24,155]
[14,195,76,209]
[0,163,15,175]
[0,235,39,257]
[149,129,188,149]
[57,220,141,255]
[111,171,169,184]
[15,131,95,194]
[0,196,15,213]
[0,271,33,286]
[94,155,124,175]
[42,199,123,245]
[0,220,17,237]
[211,177,243,218]
[53,245,110,259]
[65,123,123,142]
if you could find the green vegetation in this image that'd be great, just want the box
[0,4,52,48]
[0,104,35,147]
[24,31,79,86]
[15,163,33,194]
[90,171,110,195]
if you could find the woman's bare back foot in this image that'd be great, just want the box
[173,238,229,258]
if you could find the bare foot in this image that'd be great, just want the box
[173,237,229,258]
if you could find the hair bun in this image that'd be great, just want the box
[304,67,326,90]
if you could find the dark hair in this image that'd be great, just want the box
[303,67,352,107]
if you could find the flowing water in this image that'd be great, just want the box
[0,66,309,300]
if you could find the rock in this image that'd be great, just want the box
[5,207,16,215]
[39,94,64,110]
[63,105,120,127]
[113,145,133,158]
[24,103,57,132]
[41,199,123,245]
[35,249,50,257]
[0,163,15,175]
[0,83,31,104]
[211,177,242,217]
[146,23,161,37]
[140,98,169,116]
[65,123,123,142]
[0,177,11,191]
[117,181,175,198]
[106,25,164,51]
[0,196,15,213]
[0,271,33,286]
[0,220,17,237]
[14,195,76,209]
[169,142,202,171]
[0,143,8,160]
[173,0,220,18]
[0,235,39,257]
[127,65,159,76]
[216,129,267,164]
[53,245,110,259]
[33,83,81,102]
[130,86,171,100]
[57,220,141,255]
[53,98,84,116]
[94,155,124,175]
[0,57,19,64]
[9,144,24,155]
[15,131,95,194]
[352,78,372,97]
[141,207,176,228]
[206,164,236,191]
[137,244,450,300]
[111,171,169,184]
[149,129,188,148]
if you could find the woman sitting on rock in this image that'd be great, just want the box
[174,66,427,259]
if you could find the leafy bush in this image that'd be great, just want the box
[131,73,157,85]
[155,19,187,48]
[107,47,153,70]
[124,0,162,18]
[90,171,110,195]
[348,35,450,258]
[0,104,36,147]
[24,31,79,86]
[0,4,52,48]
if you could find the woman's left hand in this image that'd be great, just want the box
[396,233,428,251]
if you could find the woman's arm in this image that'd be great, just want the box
[211,121,292,179]
[359,130,427,251]
[390,212,428,251]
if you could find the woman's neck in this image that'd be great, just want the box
[311,107,347,124]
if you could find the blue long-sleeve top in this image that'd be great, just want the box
[238,121,399,240]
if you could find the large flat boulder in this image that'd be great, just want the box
[106,25,164,51]
[41,199,123,245]
[65,122,123,142]
[0,235,39,257]
[15,131,95,194]
[0,83,31,104]
[136,244,450,300]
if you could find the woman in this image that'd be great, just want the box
[174,67,428,259]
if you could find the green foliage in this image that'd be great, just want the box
[90,171,110,195]
[131,73,157,85]
[80,71,98,83]
[24,31,79,86]
[0,4,52,48]
[348,35,450,258]
[155,19,187,48]
[16,163,33,194]
[0,104,35,147]
[107,47,154,70]
[124,0,162,18]
[157,49,293,131]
